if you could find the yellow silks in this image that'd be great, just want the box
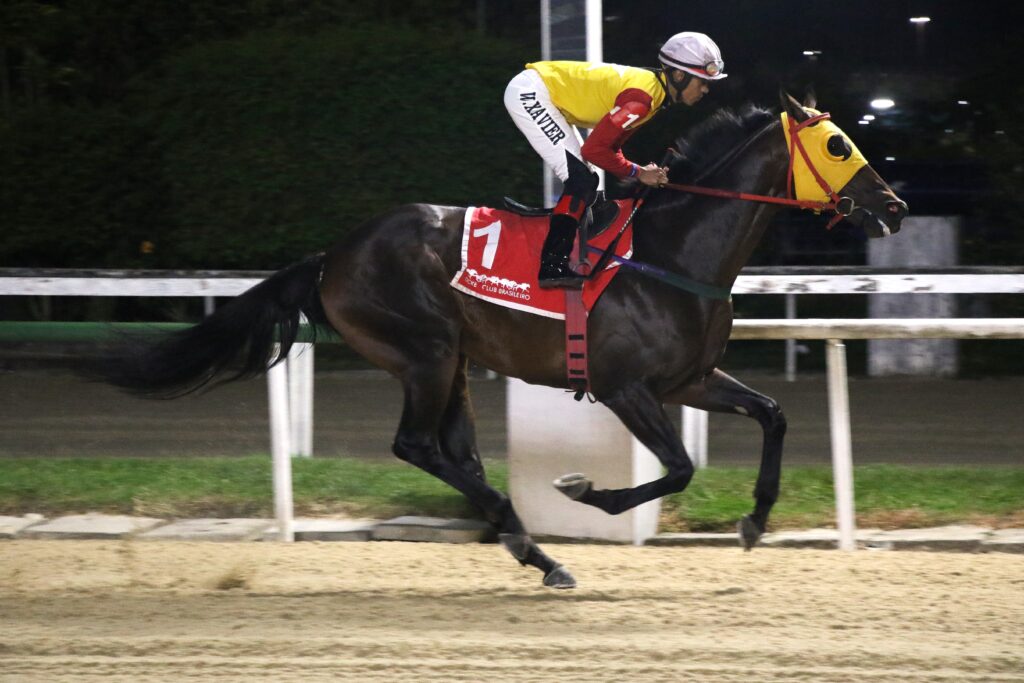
[781,109,869,206]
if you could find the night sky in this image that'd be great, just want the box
[578,0,1023,205]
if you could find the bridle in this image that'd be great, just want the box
[583,111,863,298]
[661,112,856,229]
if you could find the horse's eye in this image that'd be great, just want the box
[826,134,852,161]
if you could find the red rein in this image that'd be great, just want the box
[662,112,854,229]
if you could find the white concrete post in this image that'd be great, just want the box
[826,339,856,551]
[267,349,294,542]
[507,379,661,544]
[867,216,960,376]
[287,343,314,457]
[682,406,708,469]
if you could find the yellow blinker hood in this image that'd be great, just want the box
[781,109,869,205]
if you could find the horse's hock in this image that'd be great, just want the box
[507,378,662,544]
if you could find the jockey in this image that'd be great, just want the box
[503,31,727,288]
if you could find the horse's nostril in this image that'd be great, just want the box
[886,200,908,217]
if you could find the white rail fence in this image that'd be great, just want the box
[3,267,1024,546]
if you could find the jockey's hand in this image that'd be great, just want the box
[637,163,669,188]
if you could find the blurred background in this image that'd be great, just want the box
[2,1,1020,259]
[1,1,1023,467]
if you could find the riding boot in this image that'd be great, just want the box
[538,211,585,289]
[538,188,594,288]
[538,153,599,289]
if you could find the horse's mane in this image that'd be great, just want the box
[667,104,776,183]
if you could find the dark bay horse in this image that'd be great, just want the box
[102,92,907,588]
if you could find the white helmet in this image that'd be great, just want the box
[658,32,727,80]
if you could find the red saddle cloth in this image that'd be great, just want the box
[450,201,636,319]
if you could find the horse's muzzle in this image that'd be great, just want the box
[886,198,909,222]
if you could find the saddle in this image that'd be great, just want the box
[502,194,622,239]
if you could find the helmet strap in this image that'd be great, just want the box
[668,69,693,103]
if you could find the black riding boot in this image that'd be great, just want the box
[538,153,599,289]
[538,212,585,289]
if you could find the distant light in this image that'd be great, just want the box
[802,50,822,56]
[862,114,876,121]
[945,128,954,134]
[885,156,896,161]
[858,120,870,125]
[957,100,969,105]
[909,16,931,23]
[870,98,895,110]
[995,130,1006,135]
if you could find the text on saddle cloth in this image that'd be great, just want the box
[450,201,638,320]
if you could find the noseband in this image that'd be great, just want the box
[663,112,856,229]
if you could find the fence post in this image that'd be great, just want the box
[267,349,294,542]
[826,339,856,551]
[785,293,797,381]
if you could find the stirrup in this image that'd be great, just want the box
[538,261,585,289]
[538,274,584,290]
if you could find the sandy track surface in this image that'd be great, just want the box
[1,541,1022,682]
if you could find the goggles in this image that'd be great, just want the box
[675,58,724,79]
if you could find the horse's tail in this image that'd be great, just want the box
[97,254,328,398]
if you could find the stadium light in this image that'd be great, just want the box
[870,98,895,110]
[909,16,931,23]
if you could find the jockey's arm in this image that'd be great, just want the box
[581,88,663,185]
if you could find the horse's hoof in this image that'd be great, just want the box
[553,472,592,500]
[737,515,762,551]
[543,564,577,589]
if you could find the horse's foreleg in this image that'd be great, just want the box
[556,382,695,515]
[676,369,787,548]
[394,360,574,589]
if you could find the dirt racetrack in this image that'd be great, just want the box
[1,541,1021,682]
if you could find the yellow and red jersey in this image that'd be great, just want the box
[526,61,665,127]
[526,61,669,178]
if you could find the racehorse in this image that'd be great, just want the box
[100,92,907,588]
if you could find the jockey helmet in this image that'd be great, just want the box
[658,32,727,81]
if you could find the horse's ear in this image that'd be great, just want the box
[779,89,810,122]
[802,87,817,110]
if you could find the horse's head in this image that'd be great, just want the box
[780,92,908,237]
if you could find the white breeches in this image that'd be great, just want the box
[503,69,585,182]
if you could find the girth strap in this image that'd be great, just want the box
[564,288,590,399]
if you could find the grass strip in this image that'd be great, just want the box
[0,457,1021,531]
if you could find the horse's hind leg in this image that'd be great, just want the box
[676,369,787,549]
[438,355,485,481]
[393,357,574,588]
[321,229,570,586]
[433,355,572,586]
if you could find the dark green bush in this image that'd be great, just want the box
[1,22,538,269]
